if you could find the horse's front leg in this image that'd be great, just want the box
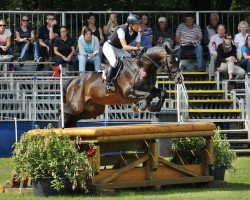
[148,89,167,112]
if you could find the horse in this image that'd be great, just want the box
[62,45,181,128]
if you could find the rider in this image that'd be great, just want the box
[103,14,141,93]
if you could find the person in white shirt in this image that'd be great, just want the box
[208,24,226,78]
[234,21,249,61]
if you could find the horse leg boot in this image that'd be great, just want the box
[105,66,116,95]
[138,93,154,112]
[155,90,167,112]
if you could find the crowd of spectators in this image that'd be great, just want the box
[0,12,249,80]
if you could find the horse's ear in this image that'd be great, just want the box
[165,44,173,55]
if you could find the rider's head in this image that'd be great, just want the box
[127,14,141,32]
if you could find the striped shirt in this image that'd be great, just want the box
[176,23,202,44]
[84,39,92,53]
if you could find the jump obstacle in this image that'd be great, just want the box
[28,122,216,191]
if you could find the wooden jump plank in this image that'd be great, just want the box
[27,122,216,138]
[158,157,200,177]
[95,176,214,189]
[98,154,149,184]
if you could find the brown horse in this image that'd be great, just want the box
[62,45,181,127]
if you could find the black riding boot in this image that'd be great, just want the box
[105,66,116,94]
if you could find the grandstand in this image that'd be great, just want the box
[0,11,250,156]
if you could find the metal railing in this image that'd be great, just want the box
[0,10,249,51]
[245,76,250,126]
[0,71,174,122]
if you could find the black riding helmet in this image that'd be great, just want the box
[127,14,141,25]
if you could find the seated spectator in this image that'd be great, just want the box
[78,27,100,72]
[0,19,13,57]
[153,17,174,48]
[175,14,204,71]
[53,26,77,70]
[15,15,42,62]
[234,21,249,61]
[215,33,245,80]
[38,13,60,61]
[88,12,105,59]
[103,13,118,39]
[141,14,153,44]
[208,24,226,78]
[131,25,152,49]
[204,13,220,46]
[240,35,250,77]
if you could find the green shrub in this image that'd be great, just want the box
[12,124,92,191]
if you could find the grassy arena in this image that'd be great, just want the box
[0,157,249,200]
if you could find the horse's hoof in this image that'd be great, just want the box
[131,105,139,112]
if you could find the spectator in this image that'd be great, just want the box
[208,24,226,78]
[0,19,13,59]
[153,17,174,48]
[78,27,101,72]
[245,13,250,33]
[234,21,249,61]
[53,26,77,70]
[141,14,153,44]
[240,35,250,77]
[131,25,152,49]
[175,13,204,71]
[38,13,60,61]
[215,33,245,80]
[15,15,42,62]
[87,12,105,59]
[103,13,118,39]
[103,14,141,93]
[204,13,220,46]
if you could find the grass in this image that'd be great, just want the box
[0,157,249,200]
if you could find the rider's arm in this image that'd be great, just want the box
[117,28,139,51]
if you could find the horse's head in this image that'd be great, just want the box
[137,46,182,84]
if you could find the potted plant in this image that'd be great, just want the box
[12,124,92,196]
[171,129,237,181]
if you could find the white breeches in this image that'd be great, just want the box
[103,41,131,67]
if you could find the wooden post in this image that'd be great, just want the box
[149,141,158,171]
[205,136,214,176]
[93,146,100,174]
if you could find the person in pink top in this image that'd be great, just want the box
[208,24,226,78]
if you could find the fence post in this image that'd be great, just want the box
[61,12,66,26]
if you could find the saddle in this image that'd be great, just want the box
[102,58,124,82]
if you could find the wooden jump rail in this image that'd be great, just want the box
[27,122,216,191]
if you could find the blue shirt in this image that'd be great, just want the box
[131,35,152,49]
[241,45,250,61]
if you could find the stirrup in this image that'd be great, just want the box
[105,84,115,95]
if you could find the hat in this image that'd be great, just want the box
[158,17,166,23]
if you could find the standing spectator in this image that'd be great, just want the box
[208,24,226,78]
[175,14,204,71]
[131,25,152,49]
[240,35,250,77]
[153,17,174,48]
[87,13,105,59]
[53,26,77,70]
[103,13,118,39]
[215,33,245,80]
[204,13,220,46]
[234,21,249,61]
[15,15,42,62]
[141,14,153,44]
[38,13,60,61]
[78,27,100,72]
[0,19,13,58]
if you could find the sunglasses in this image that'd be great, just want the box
[0,24,6,27]
[22,20,29,22]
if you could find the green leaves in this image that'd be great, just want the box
[12,124,92,191]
